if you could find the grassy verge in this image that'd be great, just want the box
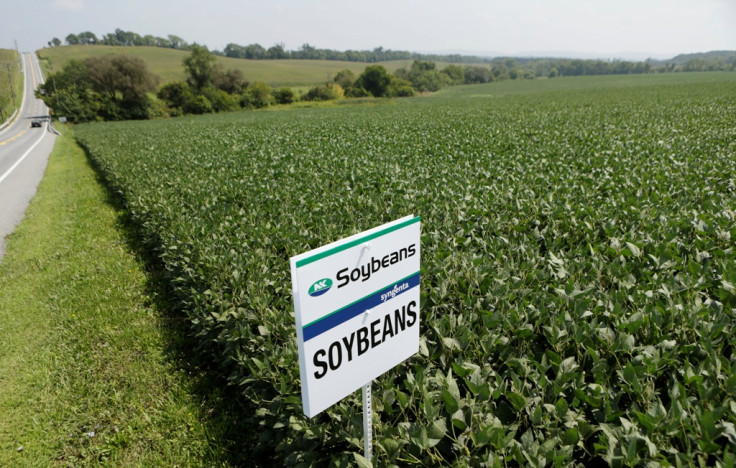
[0,49,21,123]
[0,130,240,466]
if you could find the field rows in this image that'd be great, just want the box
[76,73,736,466]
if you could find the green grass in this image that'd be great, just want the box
[0,49,21,123]
[0,130,246,466]
[37,45,464,87]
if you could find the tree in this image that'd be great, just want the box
[84,54,160,119]
[84,54,159,103]
[273,87,295,104]
[241,81,273,109]
[386,77,414,97]
[65,34,80,45]
[355,65,391,97]
[408,60,447,92]
[49,37,62,47]
[184,45,216,90]
[267,43,287,59]
[168,35,187,49]
[441,65,465,85]
[212,67,248,95]
[244,44,266,59]
[38,55,160,121]
[224,43,245,58]
[333,69,356,90]
[78,31,98,45]
[464,66,491,84]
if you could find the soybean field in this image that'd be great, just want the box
[75,72,736,466]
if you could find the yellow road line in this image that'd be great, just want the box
[0,130,26,146]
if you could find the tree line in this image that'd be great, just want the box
[38,39,735,123]
[50,29,490,64]
[35,44,496,123]
[50,29,189,50]
[50,30,736,74]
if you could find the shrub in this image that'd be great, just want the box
[182,94,212,114]
[387,77,415,97]
[241,81,273,109]
[302,83,344,101]
[273,87,296,105]
[345,86,370,98]
[202,87,238,112]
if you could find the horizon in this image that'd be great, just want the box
[3,0,735,59]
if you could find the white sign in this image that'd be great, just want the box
[290,215,421,417]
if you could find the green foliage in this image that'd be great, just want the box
[356,65,392,97]
[408,60,448,92]
[183,94,213,114]
[345,87,370,98]
[441,65,465,85]
[386,77,415,97]
[213,66,249,94]
[333,69,356,90]
[0,49,21,122]
[38,55,159,122]
[183,45,216,90]
[302,82,345,101]
[201,87,238,112]
[241,81,273,109]
[157,81,225,115]
[75,73,736,466]
[463,65,492,84]
[273,87,296,105]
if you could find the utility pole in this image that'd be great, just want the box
[14,40,22,75]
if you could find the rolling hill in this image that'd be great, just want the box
[37,45,430,88]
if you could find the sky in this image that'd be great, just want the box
[2,0,735,59]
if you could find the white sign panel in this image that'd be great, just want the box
[290,215,421,417]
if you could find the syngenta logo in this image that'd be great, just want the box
[308,278,333,297]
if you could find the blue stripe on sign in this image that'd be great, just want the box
[303,272,420,342]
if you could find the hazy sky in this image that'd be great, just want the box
[3,0,735,59]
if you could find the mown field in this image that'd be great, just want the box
[38,45,447,88]
[75,73,736,466]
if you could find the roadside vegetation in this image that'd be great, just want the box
[0,49,22,124]
[73,73,736,466]
[0,130,250,466]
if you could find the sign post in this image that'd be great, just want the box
[362,382,373,460]
[290,215,421,460]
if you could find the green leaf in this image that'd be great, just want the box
[353,453,373,468]
[561,427,578,445]
[507,392,527,412]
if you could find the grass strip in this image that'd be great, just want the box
[0,129,237,466]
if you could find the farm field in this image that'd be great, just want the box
[74,73,736,466]
[37,45,455,88]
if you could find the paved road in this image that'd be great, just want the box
[0,53,56,261]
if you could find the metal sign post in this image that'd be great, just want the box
[362,381,373,461]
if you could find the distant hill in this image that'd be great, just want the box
[37,45,463,88]
[667,50,736,65]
